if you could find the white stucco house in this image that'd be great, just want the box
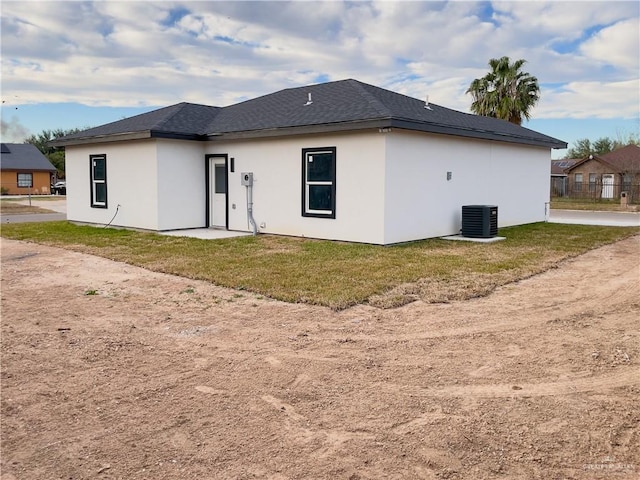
[52,79,566,245]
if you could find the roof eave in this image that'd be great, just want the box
[0,167,57,172]
[150,130,209,141]
[206,117,567,149]
[50,115,566,150]
[48,131,154,147]
[205,119,391,140]
[48,130,207,147]
[389,119,567,149]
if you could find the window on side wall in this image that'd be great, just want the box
[90,154,107,208]
[574,173,583,192]
[302,147,336,218]
[589,173,597,193]
[17,173,33,188]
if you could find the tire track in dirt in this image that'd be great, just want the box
[381,366,640,398]
[391,407,465,434]
[261,395,375,459]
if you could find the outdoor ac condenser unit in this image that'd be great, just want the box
[461,205,498,238]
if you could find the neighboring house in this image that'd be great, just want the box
[550,159,578,197]
[0,143,57,195]
[51,78,566,245]
[564,145,640,202]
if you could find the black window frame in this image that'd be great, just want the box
[17,172,33,188]
[301,147,336,219]
[90,154,108,208]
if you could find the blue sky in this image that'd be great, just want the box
[1,0,638,158]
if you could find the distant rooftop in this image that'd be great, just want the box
[0,143,57,171]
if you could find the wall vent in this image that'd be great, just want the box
[461,205,498,238]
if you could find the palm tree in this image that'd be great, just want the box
[466,56,540,125]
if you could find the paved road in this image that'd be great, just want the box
[548,209,640,227]
[1,197,67,224]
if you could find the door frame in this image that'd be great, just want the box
[602,173,614,199]
[205,154,228,229]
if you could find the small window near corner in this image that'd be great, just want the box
[302,147,336,218]
[90,154,107,208]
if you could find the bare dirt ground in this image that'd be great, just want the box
[1,235,639,480]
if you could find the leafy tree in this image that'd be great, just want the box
[466,56,540,125]
[614,131,640,149]
[24,128,83,178]
[592,137,614,155]
[47,150,66,176]
[565,134,640,159]
[566,138,592,159]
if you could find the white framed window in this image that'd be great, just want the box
[302,147,336,218]
[90,154,107,208]
[17,173,33,188]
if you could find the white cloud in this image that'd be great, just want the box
[387,74,473,113]
[580,18,640,72]
[537,79,640,119]
[0,0,638,122]
[492,1,637,37]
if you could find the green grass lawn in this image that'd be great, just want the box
[1,221,638,309]
[550,198,639,211]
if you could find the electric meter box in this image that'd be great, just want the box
[241,172,253,186]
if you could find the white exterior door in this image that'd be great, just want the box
[602,174,614,199]
[209,157,227,228]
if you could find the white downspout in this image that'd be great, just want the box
[246,184,257,236]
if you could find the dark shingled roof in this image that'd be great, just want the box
[56,103,221,143]
[599,144,640,172]
[0,143,57,171]
[51,79,566,149]
[565,145,640,173]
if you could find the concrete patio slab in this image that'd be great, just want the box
[441,235,506,243]
[158,229,254,240]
